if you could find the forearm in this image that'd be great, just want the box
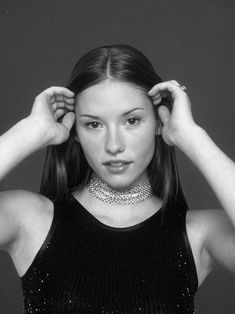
[177,125,235,224]
[0,117,48,182]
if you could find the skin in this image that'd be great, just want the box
[148,80,235,285]
[0,81,235,290]
[67,80,235,288]
[70,79,235,289]
[74,80,158,190]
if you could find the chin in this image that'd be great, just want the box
[101,175,142,191]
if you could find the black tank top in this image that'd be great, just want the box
[20,194,198,313]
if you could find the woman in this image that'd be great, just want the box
[0,44,234,313]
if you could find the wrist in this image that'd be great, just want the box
[20,116,53,151]
[174,123,207,153]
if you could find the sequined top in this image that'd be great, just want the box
[20,195,198,313]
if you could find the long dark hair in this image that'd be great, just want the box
[40,44,188,220]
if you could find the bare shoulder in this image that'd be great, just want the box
[0,189,53,226]
[0,189,53,253]
[0,189,50,208]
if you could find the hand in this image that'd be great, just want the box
[29,86,75,146]
[148,80,197,146]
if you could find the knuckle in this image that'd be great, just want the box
[35,94,42,101]
[46,86,58,93]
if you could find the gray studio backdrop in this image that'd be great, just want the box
[0,0,235,313]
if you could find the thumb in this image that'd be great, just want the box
[61,112,75,131]
[158,106,171,126]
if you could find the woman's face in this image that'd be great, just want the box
[75,80,157,190]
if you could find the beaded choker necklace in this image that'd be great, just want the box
[87,173,153,205]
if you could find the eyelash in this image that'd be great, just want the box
[126,117,141,126]
[85,117,141,129]
[86,122,101,129]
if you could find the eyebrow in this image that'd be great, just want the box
[79,108,144,119]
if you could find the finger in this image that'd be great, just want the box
[64,97,75,104]
[148,91,162,101]
[51,96,75,104]
[158,105,171,125]
[151,94,162,101]
[170,80,180,86]
[64,103,75,110]
[149,90,168,101]
[52,102,64,110]
[46,86,75,98]
[148,82,173,95]
[53,108,68,120]
[148,82,184,97]
[61,112,76,131]
[151,93,162,99]
[152,98,162,105]
[36,93,74,108]
[170,81,187,92]
[39,86,75,98]
[52,102,75,111]
[54,94,75,103]
[51,101,75,112]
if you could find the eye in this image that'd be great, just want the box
[86,121,102,129]
[126,117,141,126]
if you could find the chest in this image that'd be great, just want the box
[20,213,198,313]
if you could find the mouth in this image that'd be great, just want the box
[103,160,132,166]
[103,160,132,174]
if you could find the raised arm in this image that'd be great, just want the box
[0,86,75,181]
[148,80,235,225]
[148,81,235,273]
[0,86,75,252]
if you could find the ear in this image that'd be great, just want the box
[74,134,80,143]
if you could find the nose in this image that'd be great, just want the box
[105,128,125,155]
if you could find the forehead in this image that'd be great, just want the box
[75,80,152,113]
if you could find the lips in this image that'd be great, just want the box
[103,160,131,166]
[103,160,132,174]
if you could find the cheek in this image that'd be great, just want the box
[139,136,155,158]
[77,128,99,151]
[78,135,102,165]
[134,124,156,149]
[133,127,156,163]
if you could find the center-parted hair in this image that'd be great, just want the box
[40,44,187,221]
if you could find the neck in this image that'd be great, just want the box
[87,172,153,205]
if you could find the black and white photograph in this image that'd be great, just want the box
[0,1,234,313]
